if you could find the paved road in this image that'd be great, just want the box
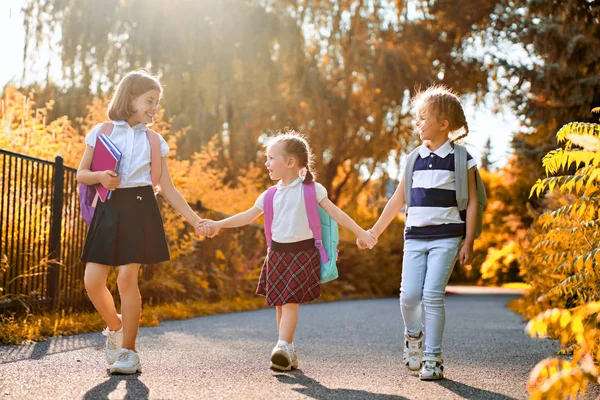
[2,292,599,399]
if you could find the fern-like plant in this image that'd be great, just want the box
[525,108,600,398]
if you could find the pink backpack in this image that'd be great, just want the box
[78,122,162,225]
[263,181,339,283]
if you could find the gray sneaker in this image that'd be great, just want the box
[419,356,443,380]
[270,344,292,371]
[102,314,123,365]
[403,332,423,371]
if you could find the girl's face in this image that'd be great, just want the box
[265,142,292,180]
[415,104,448,142]
[129,89,161,126]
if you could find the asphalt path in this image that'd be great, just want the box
[2,289,599,399]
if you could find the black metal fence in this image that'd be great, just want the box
[0,148,271,314]
[0,149,88,311]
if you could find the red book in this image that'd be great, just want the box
[91,134,122,202]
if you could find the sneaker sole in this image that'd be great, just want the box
[110,364,142,375]
[270,361,292,372]
[270,351,291,371]
[419,374,443,381]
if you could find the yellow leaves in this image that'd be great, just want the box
[528,358,591,400]
[568,134,600,152]
[525,301,600,399]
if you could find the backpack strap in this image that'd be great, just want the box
[302,182,329,264]
[145,129,163,191]
[263,186,278,249]
[403,148,420,208]
[454,144,469,211]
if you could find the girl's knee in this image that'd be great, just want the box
[84,275,105,294]
[422,290,445,306]
[84,263,109,292]
[117,274,139,291]
[400,290,422,307]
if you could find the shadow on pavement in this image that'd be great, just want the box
[1,334,100,364]
[83,373,149,400]
[434,378,516,400]
[275,370,408,400]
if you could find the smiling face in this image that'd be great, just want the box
[264,141,291,181]
[128,89,161,126]
[415,103,449,143]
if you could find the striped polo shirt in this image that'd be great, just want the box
[405,140,477,240]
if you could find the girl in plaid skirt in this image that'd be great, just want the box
[198,131,377,371]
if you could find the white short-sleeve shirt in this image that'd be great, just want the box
[85,120,169,188]
[254,176,328,243]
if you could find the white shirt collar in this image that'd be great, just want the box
[277,176,303,189]
[113,120,148,131]
[419,140,453,158]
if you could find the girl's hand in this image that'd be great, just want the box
[196,220,221,238]
[459,241,474,265]
[357,230,377,250]
[99,170,120,190]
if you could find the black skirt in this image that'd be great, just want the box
[80,186,170,266]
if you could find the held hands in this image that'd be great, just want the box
[195,219,221,238]
[356,229,378,250]
[99,170,120,190]
[459,241,474,265]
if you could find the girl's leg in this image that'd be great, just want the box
[278,303,299,343]
[117,263,142,350]
[84,262,121,330]
[421,237,462,356]
[276,306,283,332]
[400,239,427,336]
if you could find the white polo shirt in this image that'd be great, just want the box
[254,177,328,243]
[85,121,170,188]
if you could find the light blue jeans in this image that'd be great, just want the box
[400,237,462,357]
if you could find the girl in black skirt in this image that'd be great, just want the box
[77,70,205,374]
[197,131,377,371]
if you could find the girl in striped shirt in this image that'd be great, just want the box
[360,85,478,380]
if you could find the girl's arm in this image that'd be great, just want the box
[459,168,478,265]
[76,145,120,189]
[159,158,204,228]
[217,207,263,229]
[198,207,263,237]
[318,198,376,246]
[370,173,406,238]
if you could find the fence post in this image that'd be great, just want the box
[48,155,64,309]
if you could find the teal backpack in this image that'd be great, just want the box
[263,182,339,283]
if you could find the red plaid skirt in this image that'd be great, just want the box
[256,239,321,306]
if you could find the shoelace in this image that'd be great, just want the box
[423,361,439,370]
[117,350,130,362]
[102,329,118,348]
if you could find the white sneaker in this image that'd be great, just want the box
[289,347,298,370]
[403,332,423,371]
[270,344,292,371]
[102,314,123,364]
[109,349,142,374]
[419,355,443,380]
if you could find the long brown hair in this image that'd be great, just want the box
[267,130,316,184]
[412,84,469,143]
[107,69,162,121]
